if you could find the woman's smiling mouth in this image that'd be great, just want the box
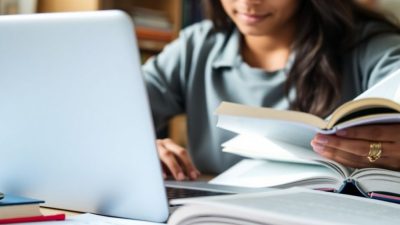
[236,12,272,24]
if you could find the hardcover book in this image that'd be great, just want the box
[0,194,64,224]
[211,68,400,202]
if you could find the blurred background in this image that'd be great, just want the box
[1,0,398,63]
[0,0,205,147]
[1,0,398,147]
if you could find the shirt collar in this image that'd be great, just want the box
[212,29,297,72]
[212,29,241,69]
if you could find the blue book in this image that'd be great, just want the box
[0,194,44,206]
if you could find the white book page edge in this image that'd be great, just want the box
[169,187,400,225]
[209,159,341,188]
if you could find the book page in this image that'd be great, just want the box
[209,159,342,189]
[170,188,400,225]
[351,168,400,195]
[217,115,320,148]
[325,68,400,128]
[355,68,400,102]
[222,134,324,164]
[333,113,400,131]
[221,134,351,178]
[326,98,400,129]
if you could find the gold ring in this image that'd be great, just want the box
[368,142,382,163]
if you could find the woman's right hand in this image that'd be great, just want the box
[156,138,201,181]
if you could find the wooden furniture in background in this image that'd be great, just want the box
[41,207,79,216]
[38,0,101,12]
[38,0,182,59]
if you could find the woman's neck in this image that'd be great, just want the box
[241,25,296,72]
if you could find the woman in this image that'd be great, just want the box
[142,0,400,180]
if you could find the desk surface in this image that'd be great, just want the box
[39,176,214,217]
[41,207,81,216]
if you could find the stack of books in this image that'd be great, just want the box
[0,193,64,224]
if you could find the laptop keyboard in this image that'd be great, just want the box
[166,187,231,199]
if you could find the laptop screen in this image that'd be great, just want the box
[0,11,168,222]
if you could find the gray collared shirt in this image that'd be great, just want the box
[142,20,400,174]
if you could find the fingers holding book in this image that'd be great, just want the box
[335,124,400,142]
[311,138,373,168]
[310,125,400,171]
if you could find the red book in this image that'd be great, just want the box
[0,214,65,224]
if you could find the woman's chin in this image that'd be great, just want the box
[237,27,272,37]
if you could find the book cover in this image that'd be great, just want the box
[0,194,44,207]
[0,214,65,224]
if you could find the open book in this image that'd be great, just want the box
[168,188,400,225]
[211,68,400,202]
[217,98,400,135]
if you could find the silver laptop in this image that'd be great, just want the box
[0,11,262,222]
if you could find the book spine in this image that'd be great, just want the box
[369,192,400,204]
[0,213,65,224]
[339,180,400,204]
[337,179,369,197]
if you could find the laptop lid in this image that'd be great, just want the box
[0,11,169,222]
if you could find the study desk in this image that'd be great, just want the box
[39,176,214,219]
[41,207,80,216]
[40,207,165,224]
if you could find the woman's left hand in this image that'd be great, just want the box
[310,124,400,171]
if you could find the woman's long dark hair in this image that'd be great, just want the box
[203,0,399,116]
